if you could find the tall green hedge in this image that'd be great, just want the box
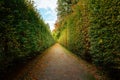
[89,0,120,69]
[54,0,91,60]
[54,0,120,78]
[0,0,54,72]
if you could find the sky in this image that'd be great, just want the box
[33,0,58,31]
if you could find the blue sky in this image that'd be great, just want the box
[33,0,57,31]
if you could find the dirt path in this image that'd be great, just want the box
[12,43,96,80]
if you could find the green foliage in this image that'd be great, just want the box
[55,0,120,78]
[55,0,91,61]
[0,0,54,72]
[57,0,80,18]
[89,0,120,69]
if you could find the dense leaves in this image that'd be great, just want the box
[0,0,54,73]
[53,0,91,61]
[89,0,120,78]
[54,0,120,78]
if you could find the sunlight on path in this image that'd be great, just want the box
[14,43,95,80]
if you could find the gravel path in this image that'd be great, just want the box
[13,43,95,80]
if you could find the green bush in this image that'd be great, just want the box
[54,0,91,61]
[89,0,120,69]
[55,0,120,78]
[0,0,55,72]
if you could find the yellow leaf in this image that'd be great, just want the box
[99,39,103,43]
